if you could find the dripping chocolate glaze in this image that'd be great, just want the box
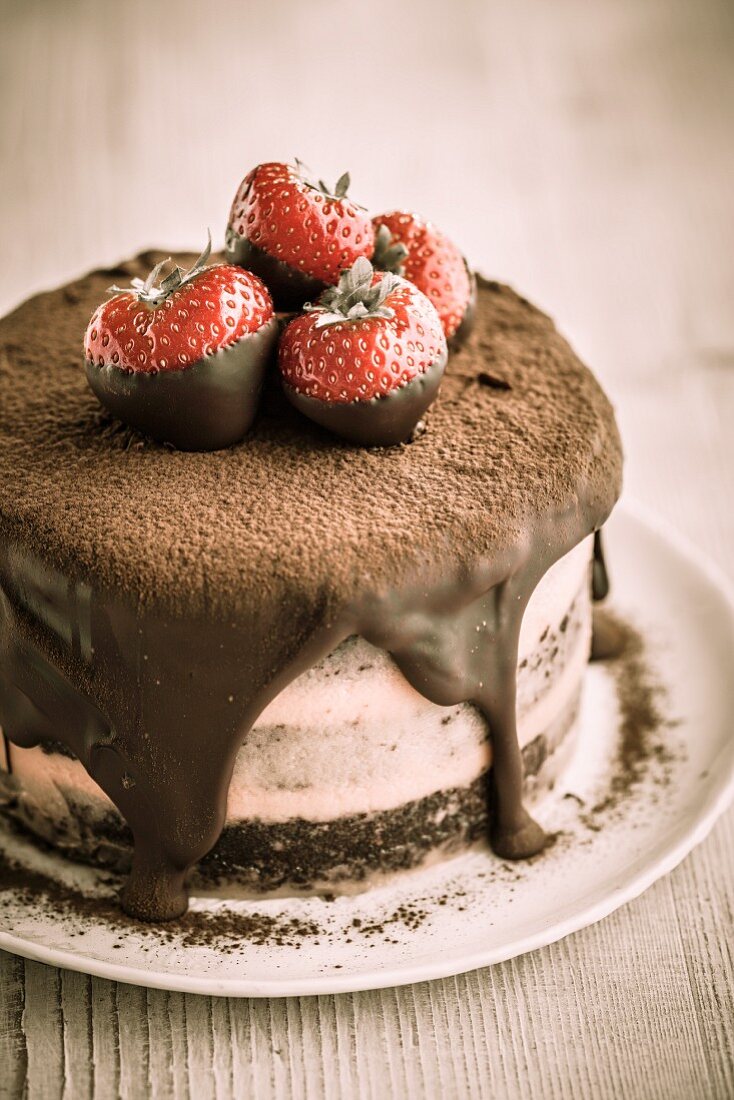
[589,530,628,661]
[592,530,610,602]
[0,256,623,920]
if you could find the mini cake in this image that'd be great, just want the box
[0,163,622,921]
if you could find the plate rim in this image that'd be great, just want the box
[2,498,734,997]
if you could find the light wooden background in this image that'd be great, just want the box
[1,0,733,1096]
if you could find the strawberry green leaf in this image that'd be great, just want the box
[373,224,409,275]
[295,159,354,203]
[107,231,213,306]
[304,258,401,328]
[334,172,350,198]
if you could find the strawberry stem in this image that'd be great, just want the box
[373,224,409,275]
[294,159,355,203]
[108,232,212,306]
[304,257,402,329]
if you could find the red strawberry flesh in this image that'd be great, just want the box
[85,263,273,375]
[279,266,446,405]
[227,162,374,288]
[372,211,472,340]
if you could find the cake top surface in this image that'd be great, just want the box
[0,251,622,618]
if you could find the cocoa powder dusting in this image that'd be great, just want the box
[586,608,678,820]
[0,846,322,951]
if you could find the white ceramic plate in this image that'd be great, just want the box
[1,501,733,997]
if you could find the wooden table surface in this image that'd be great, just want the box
[1,0,733,1096]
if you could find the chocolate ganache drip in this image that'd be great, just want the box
[589,530,629,662]
[0,258,623,920]
[592,530,610,602]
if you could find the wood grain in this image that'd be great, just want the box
[1,0,733,1096]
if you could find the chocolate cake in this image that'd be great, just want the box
[0,251,622,921]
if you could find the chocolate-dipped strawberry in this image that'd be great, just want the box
[225,161,374,311]
[84,238,278,451]
[372,212,476,348]
[279,257,447,446]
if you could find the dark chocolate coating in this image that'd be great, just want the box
[225,234,326,312]
[84,319,279,452]
[592,530,610,601]
[283,352,447,447]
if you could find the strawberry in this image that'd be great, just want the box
[225,161,374,310]
[85,238,273,373]
[279,257,447,446]
[84,238,278,451]
[372,211,475,346]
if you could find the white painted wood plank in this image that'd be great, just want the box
[22,961,64,1099]
[0,951,26,1098]
[144,990,176,1100]
[89,978,120,1100]
[210,995,235,1099]
[226,995,257,1098]
[115,982,150,1100]
[59,970,93,1100]
[183,994,217,1100]
[293,997,329,1100]
[165,991,191,1100]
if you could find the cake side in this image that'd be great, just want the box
[0,537,592,893]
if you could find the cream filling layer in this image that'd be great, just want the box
[224,608,591,822]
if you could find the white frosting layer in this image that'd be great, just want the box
[226,617,590,821]
[4,537,592,826]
